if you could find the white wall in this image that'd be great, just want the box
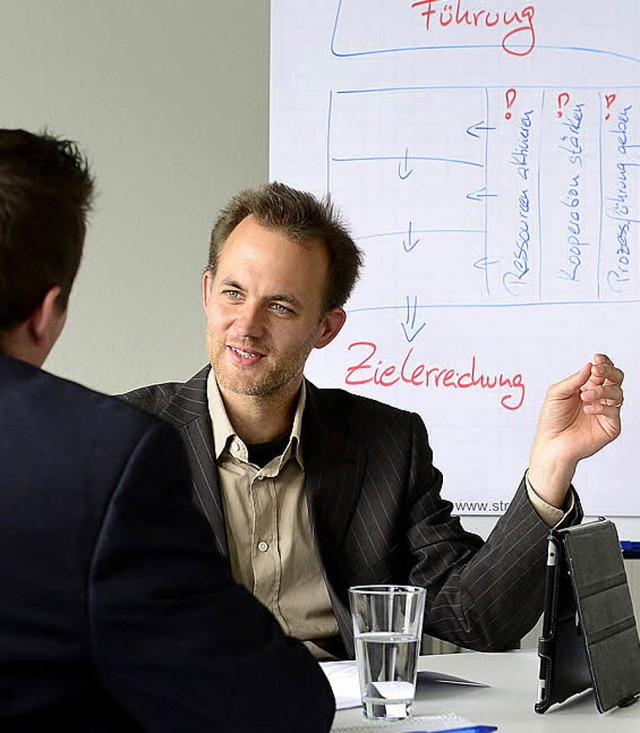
[0,0,270,393]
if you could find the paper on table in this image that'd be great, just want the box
[331,711,478,731]
[320,660,490,710]
[321,661,361,709]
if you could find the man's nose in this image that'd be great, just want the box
[233,302,265,338]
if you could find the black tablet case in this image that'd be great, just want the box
[535,518,640,713]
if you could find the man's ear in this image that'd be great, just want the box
[28,285,66,350]
[314,307,347,349]
[202,270,213,311]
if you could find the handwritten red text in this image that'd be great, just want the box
[345,342,526,411]
[410,0,537,57]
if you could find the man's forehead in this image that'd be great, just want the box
[225,214,327,255]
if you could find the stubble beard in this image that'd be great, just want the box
[205,328,317,400]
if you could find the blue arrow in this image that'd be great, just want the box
[467,187,497,201]
[402,220,420,252]
[474,256,499,271]
[401,321,426,342]
[398,147,414,180]
[466,120,497,138]
[401,295,426,342]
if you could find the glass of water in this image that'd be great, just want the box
[349,584,426,720]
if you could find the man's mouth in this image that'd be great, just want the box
[228,345,265,360]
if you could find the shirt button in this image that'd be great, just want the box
[257,541,269,552]
[232,442,241,453]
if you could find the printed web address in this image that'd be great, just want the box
[454,500,511,514]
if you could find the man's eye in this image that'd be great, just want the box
[271,302,293,314]
[223,290,242,300]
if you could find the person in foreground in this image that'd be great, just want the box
[0,132,334,730]
[123,182,624,660]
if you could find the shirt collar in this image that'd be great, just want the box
[206,369,306,467]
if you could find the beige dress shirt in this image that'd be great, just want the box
[207,371,340,659]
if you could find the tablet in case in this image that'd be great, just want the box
[535,518,640,713]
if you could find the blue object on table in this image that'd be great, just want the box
[621,540,640,558]
[406,726,497,733]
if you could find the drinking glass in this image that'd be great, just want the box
[349,584,426,720]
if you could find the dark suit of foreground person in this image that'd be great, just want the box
[0,130,334,731]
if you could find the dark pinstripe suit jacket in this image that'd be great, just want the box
[122,365,581,657]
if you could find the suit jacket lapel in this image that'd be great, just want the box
[303,381,367,553]
[303,382,367,654]
[160,366,229,557]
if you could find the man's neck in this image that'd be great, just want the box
[220,384,301,445]
[0,325,46,367]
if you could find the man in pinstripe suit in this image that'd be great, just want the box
[122,182,625,660]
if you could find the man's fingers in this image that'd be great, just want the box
[604,365,625,387]
[581,387,624,408]
[593,353,614,367]
[548,355,623,404]
[581,380,623,400]
[592,354,624,386]
[549,362,592,399]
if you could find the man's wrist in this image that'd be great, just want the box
[527,448,576,508]
[525,470,574,527]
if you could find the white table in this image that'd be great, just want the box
[332,650,640,731]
